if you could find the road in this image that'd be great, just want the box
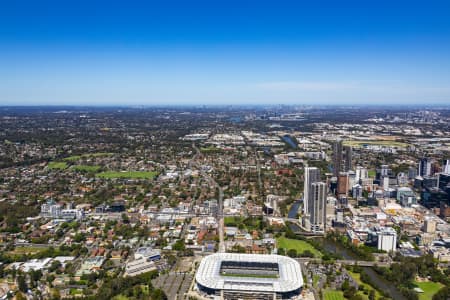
[191,143,225,253]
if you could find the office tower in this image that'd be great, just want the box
[418,158,432,177]
[380,165,390,177]
[303,167,321,214]
[444,159,450,174]
[408,166,417,180]
[423,218,436,233]
[309,182,327,232]
[343,145,352,172]
[356,166,368,181]
[438,173,450,191]
[333,139,343,177]
[337,172,349,196]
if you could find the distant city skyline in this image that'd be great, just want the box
[1,0,450,105]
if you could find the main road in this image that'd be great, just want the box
[191,143,225,252]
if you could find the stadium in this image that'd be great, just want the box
[195,253,303,300]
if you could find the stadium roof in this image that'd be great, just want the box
[196,253,303,293]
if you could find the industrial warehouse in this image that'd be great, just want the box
[195,253,303,299]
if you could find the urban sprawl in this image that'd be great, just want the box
[0,106,449,300]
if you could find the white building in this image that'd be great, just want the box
[124,257,157,277]
[377,227,397,252]
[303,167,321,215]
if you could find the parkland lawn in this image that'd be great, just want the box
[47,162,68,169]
[324,290,345,300]
[96,171,158,179]
[276,236,322,257]
[414,281,444,300]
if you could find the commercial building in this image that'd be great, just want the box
[124,257,157,277]
[134,247,161,261]
[303,167,320,215]
[375,227,397,252]
[337,173,349,196]
[310,182,327,233]
[333,140,352,176]
[418,157,432,177]
[195,253,303,300]
[397,187,417,207]
[423,218,437,233]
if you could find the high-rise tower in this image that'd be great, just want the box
[309,182,327,232]
[303,167,321,214]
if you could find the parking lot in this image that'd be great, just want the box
[152,272,194,300]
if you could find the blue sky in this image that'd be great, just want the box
[1,0,450,106]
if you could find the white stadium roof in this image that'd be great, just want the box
[195,253,303,293]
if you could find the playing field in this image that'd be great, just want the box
[324,290,345,300]
[96,171,158,179]
[9,246,49,255]
[276,236,322,257]
[414,281,444,300]
[47,161,68,169]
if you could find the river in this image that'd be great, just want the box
[285,200,404,298]
[317,238,406,300]
[281,135,298,149]
[288,200,301,219]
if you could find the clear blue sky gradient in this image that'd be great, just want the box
[1,0,450,105]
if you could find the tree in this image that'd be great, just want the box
[300,250,314,258]
[433,286,450,300]
[15,292,26,300]
[287,249,297,258]
[17,274,28,293]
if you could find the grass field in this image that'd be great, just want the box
[276,236,322,257]
[414,281,444,300]
[96,171,158,179]
[313,274,320,287]
[224,216,244,226]
[368,170,376,177]
[324,290,345,300]
[9,246,48,255]
[343,140,409,148]
[72,165,102,172]
[221,272,278,278]
[48,161,68,170]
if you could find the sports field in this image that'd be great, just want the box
[48,162,68,169]
[276,236,322,257]
[414,281,444,300]
[96,171,158,179]
[323,290,345,300]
